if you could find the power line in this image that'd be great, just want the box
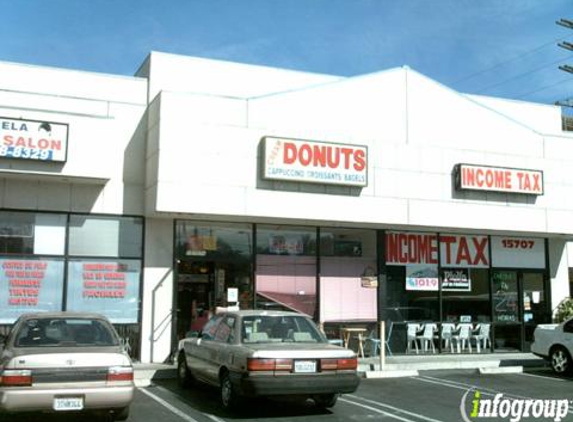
[453,34,572,85]
[475,54,573,94]
[515,75,573,99]
[556,18,573,107]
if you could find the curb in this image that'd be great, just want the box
[363,370,419,379]
[479,366,523,374]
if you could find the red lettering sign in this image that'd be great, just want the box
[386,232,490,268]
[264,137,368,187]
[457,164,543,195]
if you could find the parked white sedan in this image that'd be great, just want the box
[177,310,360,410]
[531,316,573,375]
[0,312,134,420]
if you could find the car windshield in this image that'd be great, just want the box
[241,315,326,344]
[14,317,119,347]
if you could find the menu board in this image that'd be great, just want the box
[66,260,140,323]
[0,258,64,323]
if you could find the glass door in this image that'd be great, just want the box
[522,271,547,351]
[492,271,521,351]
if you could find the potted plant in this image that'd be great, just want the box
[554,297,573,323]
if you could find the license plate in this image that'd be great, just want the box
[53,397,84,411]
[294,360,316,373]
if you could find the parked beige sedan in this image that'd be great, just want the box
[177,310,360,410]
[0,312,134,420]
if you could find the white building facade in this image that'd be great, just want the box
[0,52,572,362]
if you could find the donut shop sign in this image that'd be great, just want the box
[263,137,368,187]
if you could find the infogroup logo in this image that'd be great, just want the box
[460,389,571,422]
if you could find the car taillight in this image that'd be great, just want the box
[0,369,32,386]
[337,358,358,370]
[320,358,358,371]
[247,358,293,372]
[107,366,134,382]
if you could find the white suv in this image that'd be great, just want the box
[531,317,573,375]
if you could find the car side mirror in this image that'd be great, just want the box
[563,322,573,334]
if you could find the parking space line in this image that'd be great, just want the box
[415,376,473,392]
[417,375,573,412]
[340,397,421,422]
[342,396,445,422]
[152,385,227,422]
[140,387,202,422]
[518,372,568,382]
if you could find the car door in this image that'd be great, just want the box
[203,315,237,385]
[562,319,573,357]
[187,314,223,385]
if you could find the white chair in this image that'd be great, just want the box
[440,323,456,353]
[471,323,491,352]
[453,323,473,353]
[416,323,437,353]
[247,332,269,342]
[406,323,420,354]
[364,322,393,357]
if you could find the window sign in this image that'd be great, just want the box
[386,232,489,268]
[66,260,140,323]
[439,234,489,268]
[405,264,439,291]
[491,236,545,268]
[493,271,519,323]
[0,258,64,323]
[269,235,304,255]
[441,268,471,292]
[0,117,68,162]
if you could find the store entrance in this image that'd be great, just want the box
[492,270,547,352]
[175,259,251,339]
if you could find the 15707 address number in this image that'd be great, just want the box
[501,239,535,249]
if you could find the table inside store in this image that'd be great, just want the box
[340,327,367,358]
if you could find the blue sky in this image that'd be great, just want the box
[2,0,572,105]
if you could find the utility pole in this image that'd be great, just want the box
[556,19,573,110]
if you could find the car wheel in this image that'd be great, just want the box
[177,353,193,388]
[550,346,572,375]
[314,393,339,408]
[220,371,239,410]
[112,406,130,421]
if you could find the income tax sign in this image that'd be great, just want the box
[0,117,68,162]
[455,163,543,195]
[263,136,368,187]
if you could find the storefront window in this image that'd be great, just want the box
[175,221,252,260]
[0,211,66,255]
[384,231,440,319]
[256,225,316,317]
[174,221,253,338]
[319,228,377,323]
[442,268,490,323]
[68,215,142,258]
[0,257,65,323]
[66,259,141,323]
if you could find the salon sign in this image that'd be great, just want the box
[262,136,368,187]
[0,117,68,162]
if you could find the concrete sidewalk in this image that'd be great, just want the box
[358,352,546,378]
[133,352,546,386]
